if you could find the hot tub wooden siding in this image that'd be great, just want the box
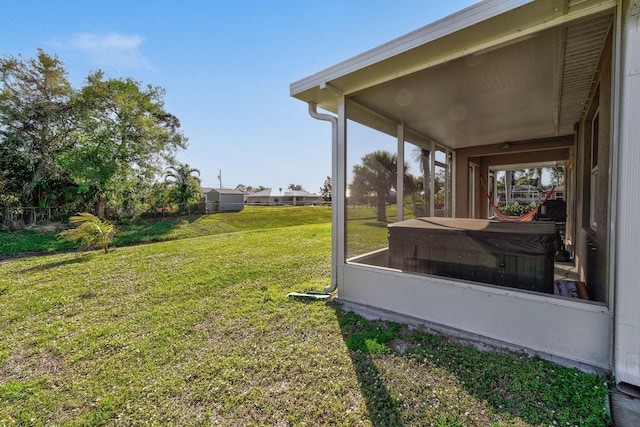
[388,218,557,294]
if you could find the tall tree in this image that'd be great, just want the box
[68,71,187,216]
[249,185,266,193]
[403,172,421,214]
[164,162,201,206]
[0,51,188,218]
[350,150,398,222]
[550,166,565,186]
[0,181,20,227]
[320,176,332,201]
[412,146,431,204]
[236,185,266,194]
[513,169,540,187]
[0,50,76,208]
[288,184,304,191]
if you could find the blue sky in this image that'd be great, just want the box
[1,0,477,193]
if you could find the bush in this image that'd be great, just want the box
[499,203,535,217]
[57,213,116,253]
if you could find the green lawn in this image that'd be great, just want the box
[0,205,333,257]
[0,207,610,426]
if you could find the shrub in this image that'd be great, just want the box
[499,203,535,217]
[57,213,116,253]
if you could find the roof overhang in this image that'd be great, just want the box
[291,0,615,149]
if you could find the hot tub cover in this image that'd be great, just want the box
[387,217,557,257]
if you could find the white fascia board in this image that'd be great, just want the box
[290,0,532,98]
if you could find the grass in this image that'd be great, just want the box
[0,207,611,426]
[0,205,333,257]
[346,205,392,258]
[346,205,420,258]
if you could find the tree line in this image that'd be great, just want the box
[0,50,188,225]
[1,51,334,229]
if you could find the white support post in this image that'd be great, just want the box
[613,0,640,389]
[397,123,405,221]
[505,170,513,206]
[450,150,456,217]
[335,97,347,286]
[430,140,436,216]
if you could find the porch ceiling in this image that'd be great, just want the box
[353,14,613,149]
[291,0,615,150]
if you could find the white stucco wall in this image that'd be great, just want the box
[339,263,611,371]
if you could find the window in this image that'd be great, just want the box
[345,119,398,260]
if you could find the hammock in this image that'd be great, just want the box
[483,184,556,222]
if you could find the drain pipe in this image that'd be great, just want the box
[308,102,338,293]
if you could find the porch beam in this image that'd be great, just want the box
[459,135,574,157]
[471,148,571,168]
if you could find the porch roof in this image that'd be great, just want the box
[290,0,615,150]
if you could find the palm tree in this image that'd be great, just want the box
[412,146,431,205]
[164,163,201,207]
[350,151,397,222]
[57,213,115,253]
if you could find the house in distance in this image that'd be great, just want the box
[246,188,323,206]
[202,188,245,212]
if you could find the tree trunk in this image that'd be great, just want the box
[376,192,387,222]
[422,150,431,216]
[96,196,106,218]
[412,192,417,215]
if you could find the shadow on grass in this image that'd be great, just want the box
[0,215,208,259]
[331,306,406,426]
[286,296,404,424]
[327,303,611,427]
[112,214,205,247]
[17,254,93,273]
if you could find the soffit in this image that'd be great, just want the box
[291,0,615,150]
[350,12,613,149]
